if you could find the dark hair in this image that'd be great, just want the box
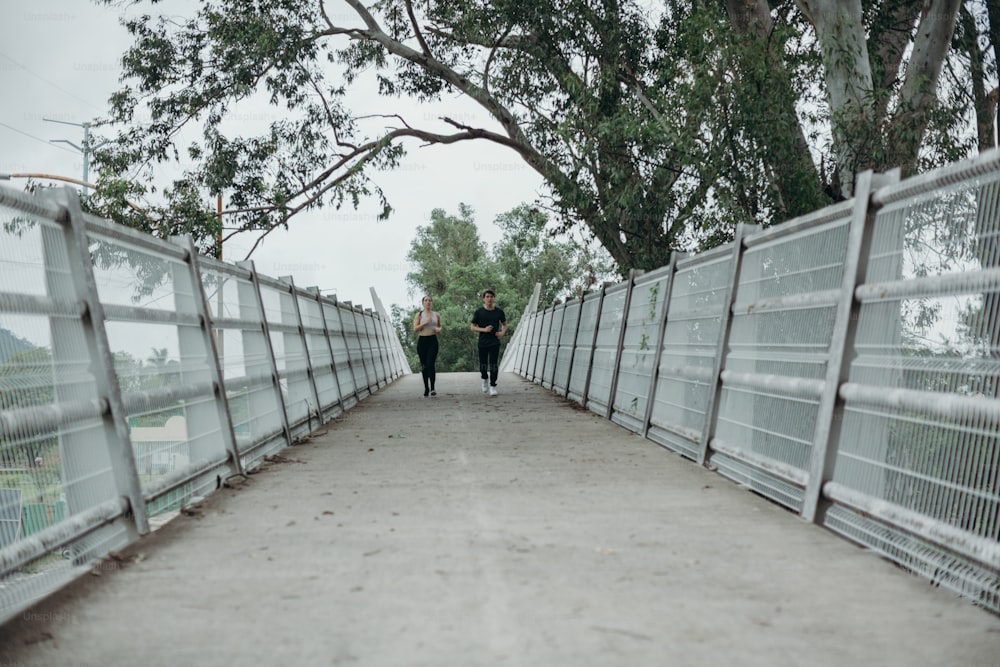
[483,289,495,297]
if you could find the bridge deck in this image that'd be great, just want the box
[1,372,997,666]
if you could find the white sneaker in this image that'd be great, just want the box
[489,386,498,397]
[481,379,489,393]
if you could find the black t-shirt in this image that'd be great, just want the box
[472,306,506,348]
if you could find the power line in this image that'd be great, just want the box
[0,121,78,155]
[0,50,106,114]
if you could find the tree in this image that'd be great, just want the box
[791,0,962,195]
[954,1,998,153]
[398,204,497,372]
[396,203,614,371]
[492,204,615,304]
[93,1,984,269]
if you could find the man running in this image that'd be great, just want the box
[470,289,507,396]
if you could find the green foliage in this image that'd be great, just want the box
[91,0,980,270]
[398,206,497,372]
[397,202,614,371]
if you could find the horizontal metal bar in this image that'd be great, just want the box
[263,321,299,334]
[236,428,288,460]
[719,370,826,399]
[102,303,202,326]
[255,273,292,292]
[211,316,264,331]
[665,303,725,320]
[142,454,232,506]
[0,184,64,221]
[676,241,735,269]
[856,267,1000,303]
[82,212,188,260]
[195,254,252,280]
[709,437,810,486]
[221,370,280,391]
[0,397,106,443]
[277,365,311,382]
[839,383,1000,424]
[0,496,129,577]
[632,268,671,290]
[823,481,1000,569]
[0,291,84,318]
[872,146,1000,206]
[121,381,216,415]
[647,421,702,444]
[657,363,716,383]
[733,288,841,315]
[602,282,628,296]
[743,200,854,248]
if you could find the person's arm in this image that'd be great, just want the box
[470,311,489,333]
[413,312,424,333]
[496,319,507,339]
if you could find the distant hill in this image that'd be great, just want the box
[0,328,36,364]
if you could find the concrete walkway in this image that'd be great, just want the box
[1,372,998,666]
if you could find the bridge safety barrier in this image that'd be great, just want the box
[0,186,408,624]
[503,151,1000,615]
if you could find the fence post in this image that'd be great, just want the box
[522,308,541,377]
[331,297,362,403]
[535,305,552,386]
[697,224,755,466]
[237,260,293,448]
[801,169,899,523]
[550,301,570,390]
[563,292,586,399]
[42,188,148,535]
[355,305,377,393]
[307,287,345,418]
[606,269,642,420]
[170,236,244,478]
[642,254,681,439]
[529,306,548,384]
[344,303,369,394]
[375,288,408,378]
[365,308,389,388]
[500,282,540,374]
[280,277,324,429]
[580,283,608,409]
[511,309,529,375]
[541,301,566,391]
[369,309,389,385]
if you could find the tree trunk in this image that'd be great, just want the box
[795,0,874,197]
[887,0,961,176]
[957,4,997,151]
[726,0,826,215]
[869,0,922,123]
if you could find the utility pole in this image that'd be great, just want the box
[44,118,104,196]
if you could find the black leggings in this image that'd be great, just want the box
[479,345,500,386]
[417,335,439,390]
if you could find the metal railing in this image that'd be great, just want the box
[0,186,408,624]
[503,152,1000,614]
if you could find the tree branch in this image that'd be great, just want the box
[889,0,961,174]
[404,0,432,56]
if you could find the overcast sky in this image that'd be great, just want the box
[0,1,546,313]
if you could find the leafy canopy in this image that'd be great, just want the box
[394,203,614,371]
[89,1,980,266]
